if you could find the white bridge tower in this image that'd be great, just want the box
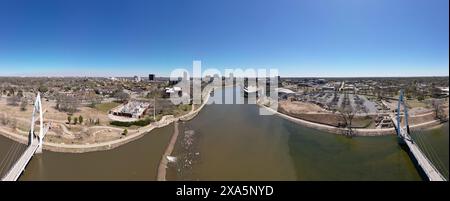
[29,92,44,153]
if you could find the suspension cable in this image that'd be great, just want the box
[0,141,21,177]
[0,142,18,176]
[416,133,448,176]
[413,133,449,178]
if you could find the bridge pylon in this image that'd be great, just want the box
[396,89,412,145]
[30,92,44,154]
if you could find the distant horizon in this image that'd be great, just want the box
[1,62,449,78]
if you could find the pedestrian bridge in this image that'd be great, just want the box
[2,132,43,181]
[391,90,446,181]
[1,93,48,181]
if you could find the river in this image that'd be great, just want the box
[0,87,448,180]
[0,125,173,180]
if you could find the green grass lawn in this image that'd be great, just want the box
[94,102,121,113]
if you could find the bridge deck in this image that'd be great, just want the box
[390,114,446,181]
[1,139,39,181]
[1,93,48,181]
[404,136,446,181]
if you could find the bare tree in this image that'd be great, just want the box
[7,95,20,106]
[338,92,355,137]
[0,113,17,129]
[431,99,447,122]
[17,90,24,97]
[56,93,80,114]
[0,114,9,125]
[113,91,130,103]
[10,118,17,129]
[338,109,355,137]
[20,98,27,111]
[86,93,102,108]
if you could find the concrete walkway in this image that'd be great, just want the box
[157,121,179,181]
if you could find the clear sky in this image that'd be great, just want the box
[0,0,448,77]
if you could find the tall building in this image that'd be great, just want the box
[183,71,188,81]
[149,74,155,81]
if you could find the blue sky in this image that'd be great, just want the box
[0,0,448,77]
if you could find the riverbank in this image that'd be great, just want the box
[258,102,443,136]
[0,85,215,153]
[0,115,177,153]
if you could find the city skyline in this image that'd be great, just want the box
[0,0,448,77]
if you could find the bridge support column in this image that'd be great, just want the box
[31,92,44,154]
[396,89,410,144]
